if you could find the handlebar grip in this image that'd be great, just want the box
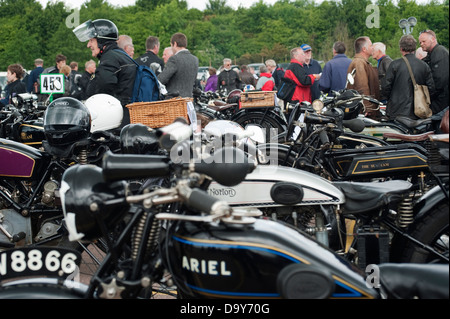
[186,188,227,214]
[102,151,171,182]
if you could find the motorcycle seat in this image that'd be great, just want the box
[207,102,237,112]
[382,131,435,142]
[378,263,449,299]
[333,180,412,214]
[395,116,431,128]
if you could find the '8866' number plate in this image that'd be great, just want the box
[0,247,81,281]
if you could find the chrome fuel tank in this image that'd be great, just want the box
[207,165,345,207]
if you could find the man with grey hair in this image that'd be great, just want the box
[256,65,275,91]
[265,59,285,89]
[372,42,392,102]
[217,58,240,93]
[382,34,435,120]
[419,29,449,114]
[117,35,135,58]
[347,36,380,119]
[136,35,165,75]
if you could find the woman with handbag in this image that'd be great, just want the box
[382,35,435,121]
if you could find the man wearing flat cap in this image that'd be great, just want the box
[301,44,322,101]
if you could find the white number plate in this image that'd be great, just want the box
[0,247,81,281]
[40,74,65,94]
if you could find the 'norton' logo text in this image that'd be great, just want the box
[182,256,231,276]
[208,187,236,197]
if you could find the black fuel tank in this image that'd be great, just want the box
[166,219,378,299]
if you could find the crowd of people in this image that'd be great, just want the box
[0,18,448,128]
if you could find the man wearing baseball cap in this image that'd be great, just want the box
[301,44,322,100]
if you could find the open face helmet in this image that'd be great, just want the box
[84,94,123,132]
[73,19,119,44]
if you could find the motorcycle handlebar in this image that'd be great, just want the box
[102,147,256,187]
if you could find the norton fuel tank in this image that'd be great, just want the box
[207,165,345,207]
[0,138,50,179]
[167,218,377,299]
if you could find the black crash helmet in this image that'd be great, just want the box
[336,89,364,120]
[73,19,119,43]
[61,164,128,241]
[43,97,91,146]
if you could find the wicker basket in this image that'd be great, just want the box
[240,91,276,108]
[126,98,190,128]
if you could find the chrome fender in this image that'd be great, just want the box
[207,165,345,207]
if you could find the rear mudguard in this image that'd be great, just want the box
[0,277,88,299]
[414,183,449,223]
[232,108,288,131]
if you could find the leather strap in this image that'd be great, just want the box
[402,56,417,88]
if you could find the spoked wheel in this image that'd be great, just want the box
[234,112,286,143]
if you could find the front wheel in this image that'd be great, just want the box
[0,279,86,299]
[399,202,449,263]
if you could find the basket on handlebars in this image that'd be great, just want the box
[126,97,190,128]
[240,91,276,108]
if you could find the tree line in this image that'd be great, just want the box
[0,0,448,72]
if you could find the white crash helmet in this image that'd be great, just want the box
[84,94,123,132]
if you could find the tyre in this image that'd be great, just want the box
[399,202,449,263]
[0,281,85,299]
[234,112,286,143]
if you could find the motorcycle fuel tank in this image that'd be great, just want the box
[0,138,50,179]
[330,148,428,179]
[207,165,345,207]
[167,218,377,299]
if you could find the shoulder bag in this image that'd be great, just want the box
[276,76,296,102]
[402,56,432,119]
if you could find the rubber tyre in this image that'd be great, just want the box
[0,282,84,299]
[399,202,449,263]
[234,112,286,143]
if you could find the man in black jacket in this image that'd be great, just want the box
[382,35,435,120]
[135,36,165,75]
[72,59,96,101]
[73,19,136,127]
[419,29,449,114]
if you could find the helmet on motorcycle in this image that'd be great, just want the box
[61,164,128,241]
[120,123,160,154]
[336,89,364,120]
[73,19,119,43]
[227,89,242,104]
[44,97,91,146]
[243,85,255,92]
[84,94,123,132]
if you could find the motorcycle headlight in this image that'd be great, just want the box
[312,99,324,113]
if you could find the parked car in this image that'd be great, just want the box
[0,71,7,98]
[247,63,264,76]
[197,66,210,82]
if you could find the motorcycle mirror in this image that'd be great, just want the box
[347,73,354,86]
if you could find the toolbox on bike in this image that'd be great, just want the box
[126,97,190,128]
[240,91,276,108]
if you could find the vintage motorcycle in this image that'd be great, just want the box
[0,93,47,147]
[193,88,287,143]
[0,144,447,299]
[0,96,122,251]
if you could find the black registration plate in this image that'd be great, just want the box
[0,247,81,281]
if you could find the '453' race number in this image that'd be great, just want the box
[40,73,65,94]
[0,247,81,281]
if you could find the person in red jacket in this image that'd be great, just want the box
[284,47,321,104]
[256,65,275,91]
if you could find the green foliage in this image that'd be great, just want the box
[0,0,448,71]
